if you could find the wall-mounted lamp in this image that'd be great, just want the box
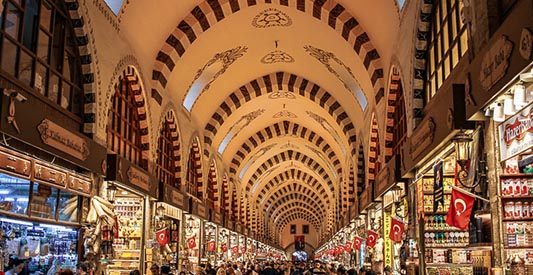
[107,183,117,203]
[453,130,472,188]
[156,204,166,217]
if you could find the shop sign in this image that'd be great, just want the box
[67,174,92,196]
[375,166,390,197]
[213,212,222,224]
[37,119,90,161]
[383,212,392,268]
[34,162,67,188]
[170,189,185,208]
[409,118,436,159]
[127,166,150,192]
[479,35,513,91]
[197,203,207,219]
[0,147,31,178]
[498,103,533,160]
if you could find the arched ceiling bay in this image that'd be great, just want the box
[118,0,399,244]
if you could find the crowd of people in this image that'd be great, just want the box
[145,260,386,275]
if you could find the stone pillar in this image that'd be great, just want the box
[484,119,504,267]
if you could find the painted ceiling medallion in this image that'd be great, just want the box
[252,8,292,28]
[273,110,297,118]
[268,90,296,99]
[304,45,368,110]
[261,50,295,64]
[183,46,248,111]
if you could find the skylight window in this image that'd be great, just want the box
[103,0,124,15]
[397,0,406,10]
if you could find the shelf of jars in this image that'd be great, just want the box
[108,197,144,275]
[500,156,533,266]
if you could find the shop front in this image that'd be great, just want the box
[0,146,95,274]
[0,81,106,273]
[402,72,489,274]
[183,199,207,272]
[203,221,217,266]
[465,0,533,273]
[374,156,408,275]
[156,183,188,272]
[218,227,230,261]
[105,154,158,275]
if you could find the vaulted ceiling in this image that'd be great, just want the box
[118,0,400,244]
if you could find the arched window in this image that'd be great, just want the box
[186,146,199,197]
[426,0,468,100]
[107,71,146,169]
[392,76,407,156]
[0,0,84,116]
[206,162,216,209]
[156,120,179,188]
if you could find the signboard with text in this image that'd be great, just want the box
[498,102,533,161]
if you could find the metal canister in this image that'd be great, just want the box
[505,201,515,218]
[510,254,526,275]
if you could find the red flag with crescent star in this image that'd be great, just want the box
[366,230,378,248]
[187,236,197,249]
[207,240,216,252]
[446,188,475,230]
[344,241,352,252]
[221,243,228,252]
[232,246,238,254]
[389,218,405,243]
[156,228,169,246]
[352,236,364,250]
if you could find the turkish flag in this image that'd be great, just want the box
[156,228,169,246]
[366,230,378,248]
[232,246,238,254]
[187,236,197,249]
[446,188,475,230]
[207,240,216,252]
[241,247,246,253]
[352,236,364,250]
[114,216,119,238]
[221,243,228,252]
[389,218,405,243]
[344,241,352,252]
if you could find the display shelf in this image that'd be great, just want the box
[112,260,139,262]
[499,173,533,177]
[466,243,493,249]
[501,195,533,200]
[426,212,450,215]
[504,245,533,249]
[503,217,533,221]
[424,229,464,232]
[115,249,141,252]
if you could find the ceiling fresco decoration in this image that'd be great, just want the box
[261,50,295,64]
[183,46,248,111]
[252,8,293,28]
[273,110,297,118]
[304,45,368,111]
[218,108,265,154]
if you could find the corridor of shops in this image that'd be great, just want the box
[0,0,531,274]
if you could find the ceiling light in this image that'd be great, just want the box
[493,102,505,122]
[514,83,526,107]
[503,97,515,115]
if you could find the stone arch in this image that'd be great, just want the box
[368,114,381,194]
[230,121,341,177]
[412,0,435,127]
[245,150,335,194]
[356,142,365,199]
[384,66,406,162]
[64,0,99,134]
[220,175,230,216]
[155,109,182,187]
[206,159,218,210]
[203,72,357,157]
[152,0,385,111]
[107,66,150,168]
[186,137,203,197]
